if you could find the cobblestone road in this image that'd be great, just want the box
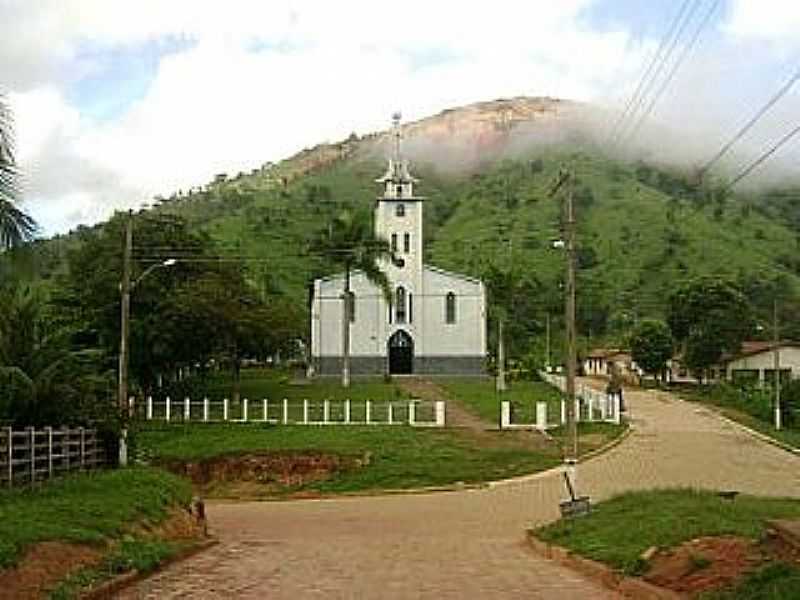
[122,384,800,599]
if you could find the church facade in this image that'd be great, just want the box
[310,117,486,376]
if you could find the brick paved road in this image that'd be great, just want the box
[122,384,800,599]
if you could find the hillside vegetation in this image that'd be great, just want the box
[5,97,800,355]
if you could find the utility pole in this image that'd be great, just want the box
[342,267,351,388]
[545,312,551,370]
[550,168,578,489]
[118,210,133,467]
[774,299,782,430]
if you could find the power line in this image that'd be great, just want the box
[615,0,702,145]
[609,0,694,145]
[728,123,800,189]
[625,0,720,144]
[700,65,800,176]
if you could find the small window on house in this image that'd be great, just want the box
[403,233,410,253]
[346,291,355,322]
[396,203,405,217]
[445,292,456,324]
[391,233,398,252]
[396,286,406,324]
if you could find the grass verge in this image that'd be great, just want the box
[533,489,800,575]
[702,562,800,599]
[438,378,562,424]
[0,467,192,570]
[138,423,566,493]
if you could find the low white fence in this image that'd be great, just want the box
[500,373,621,430]
[0,427,106,488]
[136,397,445,428]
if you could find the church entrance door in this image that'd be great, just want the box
[388,330,413,374]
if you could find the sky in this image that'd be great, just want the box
[2,0,800,236]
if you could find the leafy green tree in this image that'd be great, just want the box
[0,97,36,249]
[667,277,752,380]
[629,319,673,382]
[311,209,392,387]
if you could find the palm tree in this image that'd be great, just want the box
[312,209,393,387]
[0,96,36,249]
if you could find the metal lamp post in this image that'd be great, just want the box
[118,210,176,466]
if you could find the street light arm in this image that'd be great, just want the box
[131,258,177,289]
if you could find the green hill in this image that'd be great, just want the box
[6,96,800,353]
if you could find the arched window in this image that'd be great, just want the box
[396,286,406,324]
[391,233,398,252]
[346,291,355,323]
[396,203,405,217]
[403,233,410,253]
[445,292,456,324]
[408,292,413,323]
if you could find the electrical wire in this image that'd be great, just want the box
[728,123,800,189]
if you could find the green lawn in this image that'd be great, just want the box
[533,489,800,575]
[703,562,800,599]
[0,467,191,569]
[138,423,563,494]
[439,378,563,424]
[202,369,410,403]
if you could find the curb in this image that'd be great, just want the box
[487,421,633,488]
[82,537,218,599]
[525,532,684,600]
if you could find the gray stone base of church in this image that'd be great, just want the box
[315,355,485,376]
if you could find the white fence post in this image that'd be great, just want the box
[366,400,372,424]
[5,427,11,487]
[575,398,581,423]
[223,398,229,422]
[243,398,249,422]
[601,394,609,420]
[283,398,289,424]
[184,397,190,421]
[165,396,171,422]
[613,394,621,425]
[303,399,309,424]
[344,399,351,424]
[263,399,268,422]
[46,426,53,479]
[323,400,330,424]
[560,399,566,425]
[408,401,416,425]
[587,394,595,422]
[146,396,153,420]
[435,401,446,427]
[536,402,548,431]
[500,401,511,429]
[203,397,209,422]
[28,427,35,483]
[388,403,394,425]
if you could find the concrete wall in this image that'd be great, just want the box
[725,347,800,382]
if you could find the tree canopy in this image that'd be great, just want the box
[629,318,673,380]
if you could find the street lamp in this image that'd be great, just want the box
[118,211,177,467]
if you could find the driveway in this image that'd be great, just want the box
[121,383,800,599]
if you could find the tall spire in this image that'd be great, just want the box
[392,111,402,165]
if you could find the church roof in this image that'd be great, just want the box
[423,264,484,285]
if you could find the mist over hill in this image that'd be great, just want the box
[6,96,800,351]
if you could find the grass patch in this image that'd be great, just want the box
[702,562,800,599]
[533,489,800,575]
[439,378,562,424]
[0,467,191,569]
[138,423,564,493]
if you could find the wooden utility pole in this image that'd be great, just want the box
[774,299,782,430]
[117,210,133,467]
[550,168,578,485]
[342,267,351,388]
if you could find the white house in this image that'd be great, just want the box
[667,341,800,384]
[310,115,487,376]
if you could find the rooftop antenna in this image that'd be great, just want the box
[392,111,402,165]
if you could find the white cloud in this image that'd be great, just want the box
[725,0,800,40]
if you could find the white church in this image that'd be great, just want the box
[310,115,487,376]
